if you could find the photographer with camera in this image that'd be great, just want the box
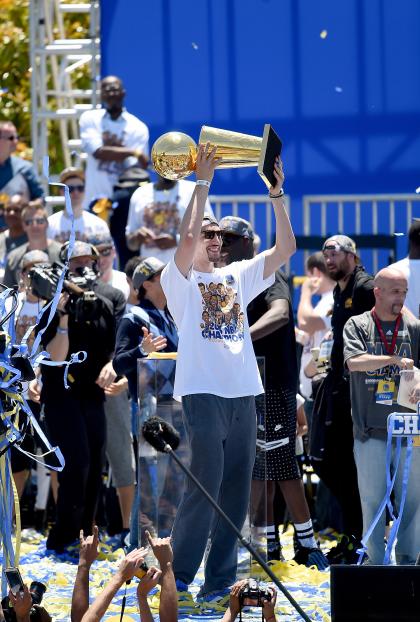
[36,241,124,552]
[1,582,51,622]
[221,580,277,622]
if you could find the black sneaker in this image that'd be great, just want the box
[326,534,361,565]
[294,545,329,570]
[267,544,285,562]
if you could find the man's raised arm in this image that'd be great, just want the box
[262,158,296,279]
[174,144,220,276]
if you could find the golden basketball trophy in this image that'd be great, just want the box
[151,124,282,189]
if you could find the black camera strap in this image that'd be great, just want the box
[119,582,128,621]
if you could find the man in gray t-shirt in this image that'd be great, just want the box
[343,266,420,564]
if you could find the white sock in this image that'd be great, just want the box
[295,519,317,549]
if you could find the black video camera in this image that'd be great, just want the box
[239,579,272,608]
[29,263,104,322]
[1,581,47,622]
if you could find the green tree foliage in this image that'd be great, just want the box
[0,0,90,170]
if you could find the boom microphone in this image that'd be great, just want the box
[142,416,180,452]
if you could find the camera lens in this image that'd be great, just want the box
[29,581,46,605]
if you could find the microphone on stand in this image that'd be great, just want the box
[142,416,312,622]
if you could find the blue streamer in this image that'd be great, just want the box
[357,413,415,565]
[383,436,413,564]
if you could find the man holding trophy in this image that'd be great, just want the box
[159,128,296,598]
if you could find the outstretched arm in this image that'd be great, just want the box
[174,144,220,276]
[262,158,296,279]
[81,548,148,622]
[71,526,99,622]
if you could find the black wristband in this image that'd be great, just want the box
[57,310,68,318]
[269,188,285,199]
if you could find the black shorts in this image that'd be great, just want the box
[253,387,300,481]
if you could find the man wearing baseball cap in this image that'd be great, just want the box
[220,217,328,570]
[36,239,124,552]
[311,233,375,563]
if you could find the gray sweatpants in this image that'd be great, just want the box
[172,393,256,593]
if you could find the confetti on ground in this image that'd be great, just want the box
[334,86,343,93]
[1,527,332,621]
[192,42,199,50]
[415,187,420,194]
[320,30,328,39]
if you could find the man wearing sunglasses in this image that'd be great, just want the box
[0,120,44,202]
[48,167,111,244]
[160,144,296,599]
[88,233,130,302]
[3,199,61,287]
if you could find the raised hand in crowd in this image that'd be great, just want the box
[262,587,277,622]
[221,580,248,622]
[145,531,177,622]
[71,526,100,622]
[8,585,32,622]
[137,566,162,622]
[80,547,148,622]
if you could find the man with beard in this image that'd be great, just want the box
[219,216,328,570]
[343,267,420,564]
[160,145,296,599]
[312,234,375,563]
[79,75,149,207]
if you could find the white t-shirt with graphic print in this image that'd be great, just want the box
[161,253,274,398]
[80,108,149,207]
[126,179,214,264]
[47,210,110,245]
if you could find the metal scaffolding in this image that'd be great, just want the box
[29,0,100,182]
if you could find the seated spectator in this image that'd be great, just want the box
[125,174,214,263]
[0,195,28,276]
[48,167,110,244]
[221,580,277,622]
[0,120,44,201]
[3,200,61,287]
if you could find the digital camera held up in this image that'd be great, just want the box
[28,262,104,322]
[239,578,272,608]
[1,581,47,622]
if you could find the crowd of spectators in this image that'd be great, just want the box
[1,71,420,620]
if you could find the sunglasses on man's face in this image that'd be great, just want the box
[68,184,85,194]
[24,217,47,226]
[201,229,223,240]
[0,134,18,142]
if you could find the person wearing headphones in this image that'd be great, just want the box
[36,240,125,552]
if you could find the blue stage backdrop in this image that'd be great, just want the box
[100,0,420,257]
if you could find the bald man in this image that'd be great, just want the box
[79,75,149,208]
[343,266,420,564]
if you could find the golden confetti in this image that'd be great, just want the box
[320,30,328,39]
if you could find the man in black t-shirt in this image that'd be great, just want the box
[219,217,328,570]
[313,234,375,563]
[38,241,124,552]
